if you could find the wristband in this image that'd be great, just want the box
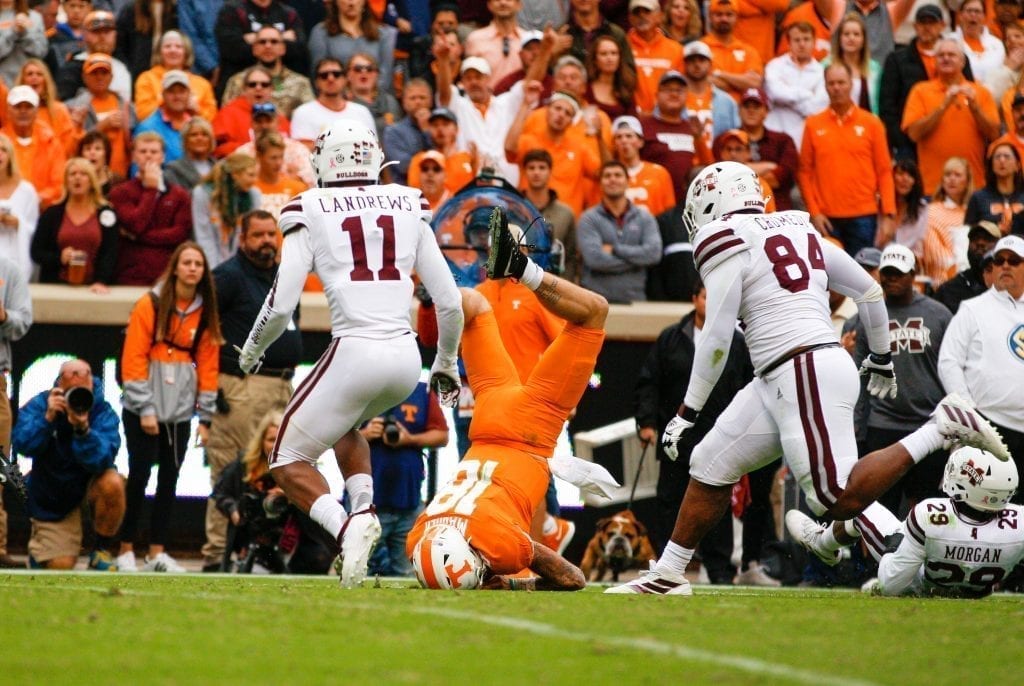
[869,352,892,365]
[680,406,699,423]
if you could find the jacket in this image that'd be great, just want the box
[577,201,663,303]
[0,256,32,372]
[14,379,120,521]
[121,288,220,423]
[109,178,193,286]
[31,201,120,285]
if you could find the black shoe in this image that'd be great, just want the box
[485,206,528,280]
[0,554,24,569]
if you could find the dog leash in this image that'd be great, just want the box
[626,441,649,511]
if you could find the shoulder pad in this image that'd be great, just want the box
[692,221,749,275]
[904,501,932,545]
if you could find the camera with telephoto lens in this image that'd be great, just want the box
[239,491,289,524]
[65,386,94,414]
[382,414,401,446]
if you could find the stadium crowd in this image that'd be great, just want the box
[0,0,1023,587]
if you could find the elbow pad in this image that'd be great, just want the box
[854,281,883,305]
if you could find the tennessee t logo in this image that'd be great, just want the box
[446,560,472,581]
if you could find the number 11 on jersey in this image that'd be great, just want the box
[342,214,400,281]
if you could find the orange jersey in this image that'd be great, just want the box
[799,105,895,218]
[255,175,308,220]
[523,106,613,149]
[1000,87,1024,137]
[90,93,130,178]
[627,29,685,115]
[625,160,676,216]
[407,150,475,194]
[701,34,764,101]
[474,279,565,382]
[515,129,601,216]
[901,79,998,193]
[2,120,66,210]
[734,0,791,63]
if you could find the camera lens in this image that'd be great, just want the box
[383,416,401,445]
[65,386,94,414]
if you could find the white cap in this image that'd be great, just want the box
[460,56,492,76]
[879,243,916,273]
[612,115,644,137]
[520,30,543,48]
[7,85,39,108]
[994,234,1024,258]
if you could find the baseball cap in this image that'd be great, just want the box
[520,30,543,48]
[684,41,713,60]
[251,101,277,118]
[629,0,660,11]
[741,87,769,107]
[716,128,749,146]
[7,85,39,107]
[914,4,943,22]
[994,234,1024,258]
[968,221,1001,240]
[418,150,446,168]
[460,56,492,76]
[612,115,644,137]
[161,69,190,91]
[84,10,116,31]
[428,107,458,124]
[83,53,113,74]
[659,70,687,87]
[854,247,882,269]
[879,243,916,273]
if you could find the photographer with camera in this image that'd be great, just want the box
[12,359,125,570]
[213,412,333,574]
[360,380,449,577]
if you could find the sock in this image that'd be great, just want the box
[898,423,944,464]
[520,259,544,290]
[654,541,694,577]
[820,524,843,551]
[541,514,557,536]
[346,473,374,513]
[843,520,862,539]
[310,494,347,540]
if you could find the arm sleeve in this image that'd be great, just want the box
[683,254,745,412]
[414,220,463,366]
[241,228,312,362]
[191,185,220,265]
[822,239,890,356]
[612,210,663,266]
[11,394,52,458]
[72,401,121,473]
[937,307,974,400]
[576,213,632,273]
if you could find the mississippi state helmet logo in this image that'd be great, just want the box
[960,459,986,487]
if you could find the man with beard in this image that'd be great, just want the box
[934,221,1001,313]
[220,25,314,119]
[200,210,301,571]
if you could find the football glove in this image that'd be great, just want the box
[233,344,264,376]
[430,356,460,408]
[662,412,696,461]
[860,352,897,399]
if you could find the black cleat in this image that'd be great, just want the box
[485,206,528,280]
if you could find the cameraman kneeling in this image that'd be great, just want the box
[13,359,124,570]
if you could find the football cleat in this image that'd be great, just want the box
[932,393,1011,461]
[733,561,781,587]
[785,510,843,567]
[485,206,528,280]
[337,507,382,588]
[542,516,576,556]
[604,565,693,595]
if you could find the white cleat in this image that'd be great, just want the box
[604,567,693,595]
[733,561,781,587]
[932,393,1011,461]
[338,508,381,589]
[115,551,138,572]
[785,510,842,567]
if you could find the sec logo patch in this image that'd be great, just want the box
[1010,324,1024,362]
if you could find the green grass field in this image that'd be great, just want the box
[2,572,1021,685]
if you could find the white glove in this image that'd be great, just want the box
[661,414,695,461]
[860,352,897,399]
[429,355,460,408]
[233,344,264,376]
[548,455,620,500]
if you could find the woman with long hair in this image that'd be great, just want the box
[30,157,119,293]
[114,0,179,81]
[585,35,637,120]
[954,0,1005,85]
[164,117,215,190]
[117,241,222,573]
[0,132,39,279]
[15,58,79,156]
[191,152,261,269]
[662,0,702,44]
[821,13,881,114]
[310,0,398,96]
[877,159,928,256]
[76,131,123,196]
[922,157,974,286]
[964,142,1024,234]
[134,30,217,122]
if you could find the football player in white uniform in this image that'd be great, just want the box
[237,122,464,587]
[864,446,1022,598]
[607,161,1009,595]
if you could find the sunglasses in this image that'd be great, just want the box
[317,69,344,79]
[257,38,282,45]
[247,80,271,88]
[502,36,510,57]
[350,64,377,74]
[993,255,1024,267]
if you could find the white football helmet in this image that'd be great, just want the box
[410,524,486,590]
[311,122,388,186]
[682,161,765,240]
[941,446,1019,512]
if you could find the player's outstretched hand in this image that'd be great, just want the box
[860,352,897,399]
[233,344,264,376]
[661,414,695,461]
[430,356,460,408]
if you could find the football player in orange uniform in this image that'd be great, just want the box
[407,208,617,591]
